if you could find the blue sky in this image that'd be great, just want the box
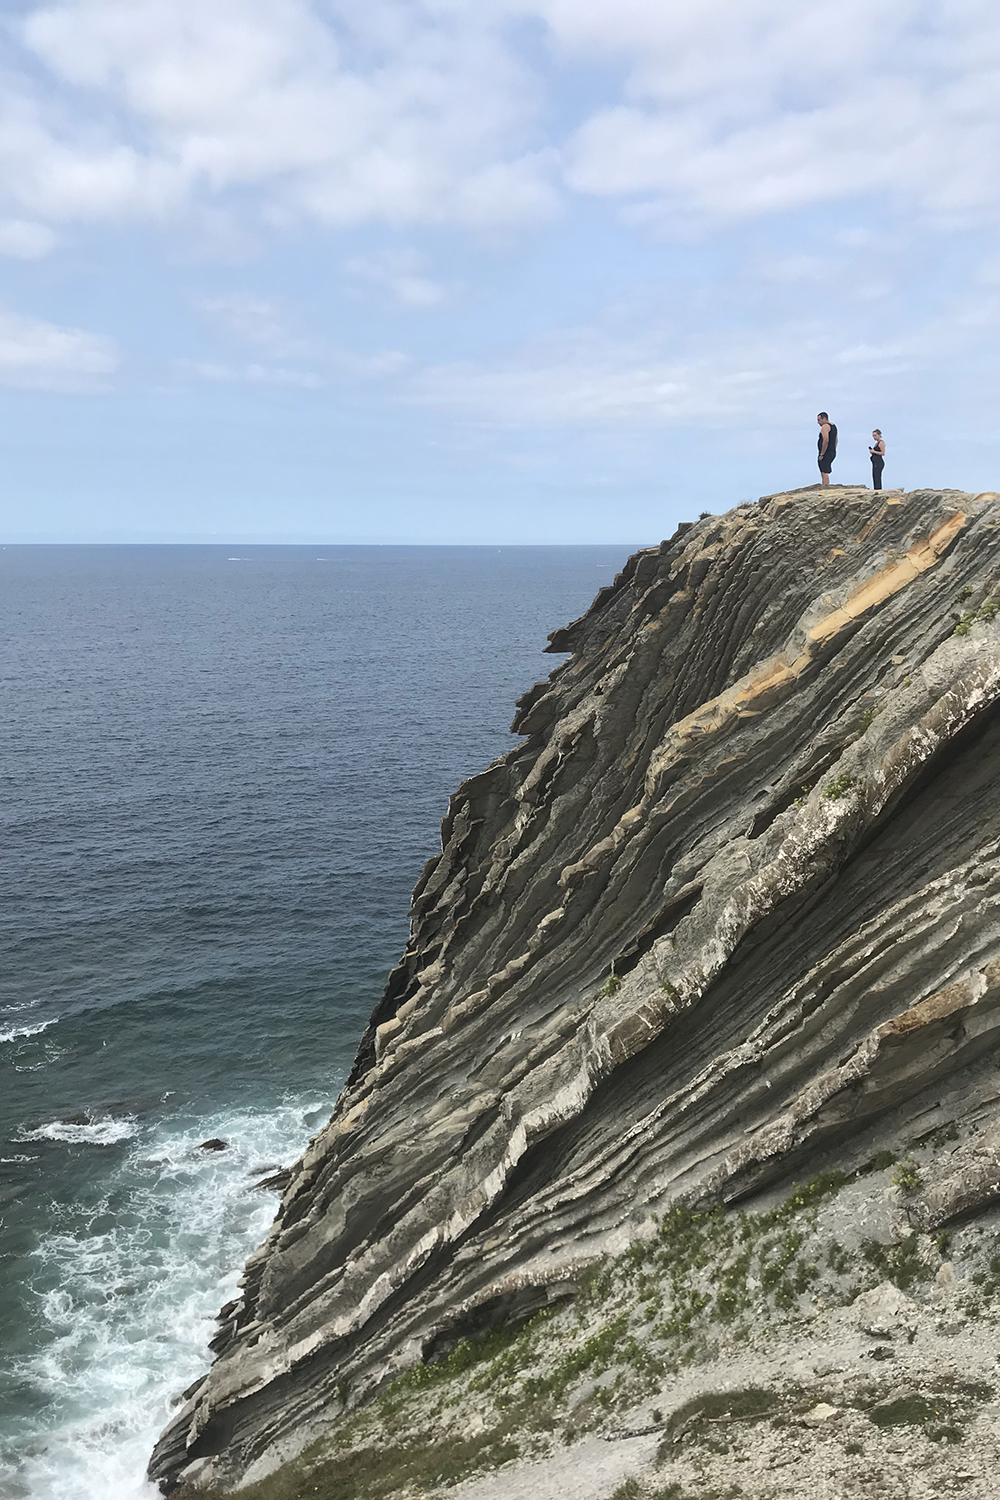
[1,0,999,542]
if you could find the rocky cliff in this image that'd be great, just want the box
[151,483,1000,1493]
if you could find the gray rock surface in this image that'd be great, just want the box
[150,483,1000,1491]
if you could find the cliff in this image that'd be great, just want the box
[152,483,1000,1494]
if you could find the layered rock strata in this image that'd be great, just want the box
[152,484,1000,1492]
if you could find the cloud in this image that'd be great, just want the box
[199,293,320,359]
[408,289,1000,428]
[176,358,323,388]
[3,0,998,250]
[2,0,557,235]
[539,0,1000,230]
[343,249,447,307]
[0,305,118,389]
[0,219,57,258]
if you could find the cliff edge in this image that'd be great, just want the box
[152,484,1000,1493]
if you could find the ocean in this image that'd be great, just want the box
[0,543,634,1500]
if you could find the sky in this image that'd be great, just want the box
[2,0,1000,542]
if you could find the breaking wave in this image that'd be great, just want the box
[0,1094,331,1500]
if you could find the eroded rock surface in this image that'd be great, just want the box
[151,484,1000,1492]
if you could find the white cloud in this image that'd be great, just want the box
[2,0,556,234]
[409,288,1000,428]
[199,293,320,359]
[0,218,57,258]
[410,326,844,426]
[537,0,1000,230]
[343,249,447,307]
[0,305,118,388]
[757,254,837,285]
[175,358,323,389]
[3,0,998,247]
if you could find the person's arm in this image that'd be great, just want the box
[819,422,830,456]
[878,439,885,455]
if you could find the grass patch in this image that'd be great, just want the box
[401,1310,555,1393]
[179,1168,866,1500]
[955,597,998,635]
[849,1376,992,1444]
[175,1427,521,1500]
[862,1149,898,1174]
[860,1233,930,1291]
[857,702,884,731]
[662,1386,788,1444]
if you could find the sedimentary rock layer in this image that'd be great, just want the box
[151,484,1000,1491]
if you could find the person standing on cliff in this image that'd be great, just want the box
[817,412,837,485]
[869,429,886,490]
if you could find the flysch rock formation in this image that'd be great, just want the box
[152,483,1000,1493]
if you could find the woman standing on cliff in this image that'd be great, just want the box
[869,429,886,491]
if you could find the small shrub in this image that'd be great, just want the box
[779,1170,848,1215]
[864,1149,898,1174]
[827,1241,852,1276]
[609,1480,643,1500]
[600,974,622,998]
[861,1233,930,1291]
[892,1160,921,1195]
[822,772,856,800]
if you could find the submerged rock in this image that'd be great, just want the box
[150,483,1000,1492]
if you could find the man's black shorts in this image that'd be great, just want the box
[818,455,835,474]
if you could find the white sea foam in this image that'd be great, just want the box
[2,1094,330,1500]
[17,1116,139,1146]
[0,1018,58,1045]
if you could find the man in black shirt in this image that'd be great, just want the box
[817,412,837,485]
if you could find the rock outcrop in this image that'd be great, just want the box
[151,483,1000,1492]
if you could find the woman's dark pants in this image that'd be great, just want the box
[871,457,884,491]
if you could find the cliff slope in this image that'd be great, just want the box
[152,483,1000,1492]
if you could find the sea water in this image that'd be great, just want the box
[0,543,633,1499]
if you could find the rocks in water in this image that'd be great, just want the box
[197,1138,228,1152]
[151,483,1000,1493]
[252,1167,292,1192]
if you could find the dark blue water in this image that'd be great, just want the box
[0,543,633,1498]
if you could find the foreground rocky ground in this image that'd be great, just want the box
[179,1140,1000,1499]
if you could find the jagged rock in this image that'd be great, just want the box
[909,1122,1000,1230]
[801,1402,841,1426]
[150,484,1000,1492]
[851,1282,919,1340]
[197,1139,228,1153]
[253,1167,292,1193]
